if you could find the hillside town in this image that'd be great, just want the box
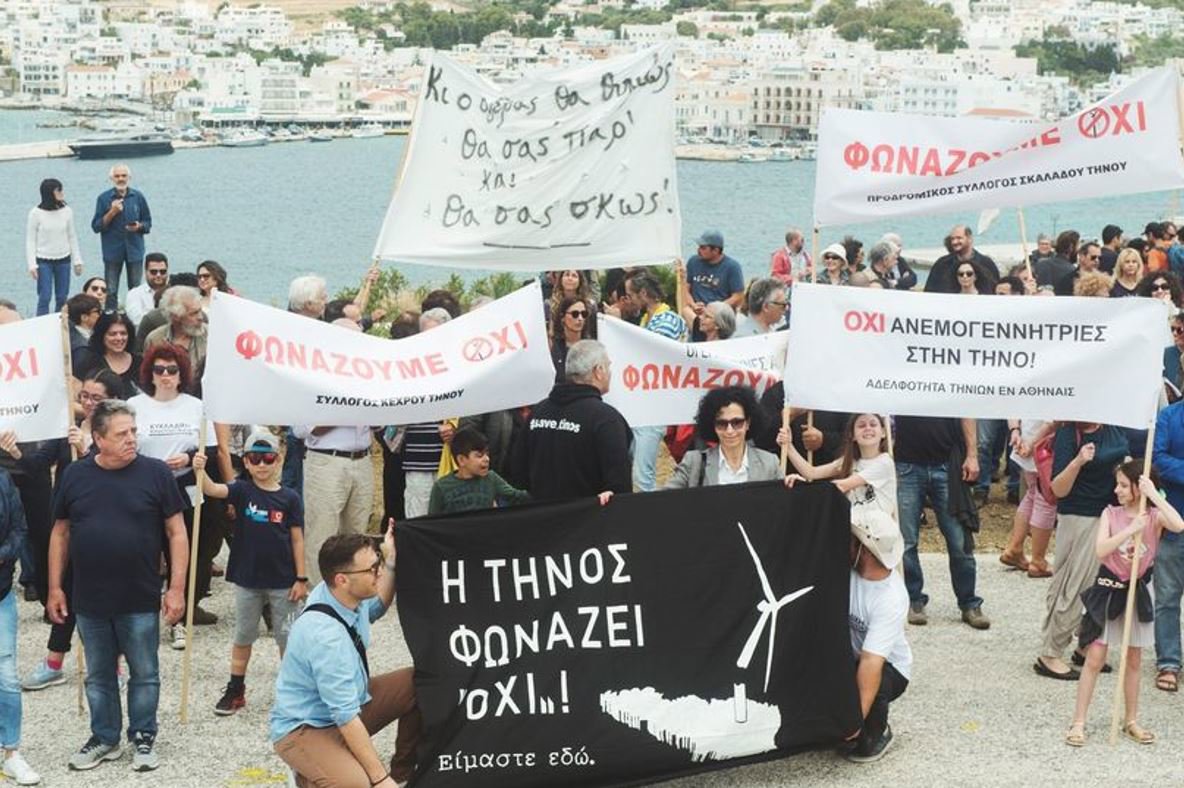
[2,0,1184,147]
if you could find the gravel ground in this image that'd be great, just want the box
[12,549,1184,788]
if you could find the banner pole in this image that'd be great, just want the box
[674,258,685,318]
[178,419,208,725]
[779,407,790,473]
[1017,207,1032,280]
[806,225,819,464]
[1108,420,1156,745]
[59,309,86,715]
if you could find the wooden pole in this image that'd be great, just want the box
[806,225,820,463]
[178,420,208,724]
[674,258,685,318]
[59,310,86,716]
[1107,420,1156,745]
[1017,207,1033,281]
[779,407,790,473]
[885,413,895,458]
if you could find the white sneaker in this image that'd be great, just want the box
[4,751,42,785]
[170,624,186,651]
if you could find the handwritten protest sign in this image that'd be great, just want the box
[373,46,680,270]
[0,315,69,441]
[201,285,554,425]
[599,315,787,427]
[814,68,1184,226]
[783,283,1169,428]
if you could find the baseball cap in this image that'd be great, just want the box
[696,230,725,249]
[851,510,903,570]
[244,428,280,454]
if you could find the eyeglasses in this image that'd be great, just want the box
[89,286,108,294]
[152,364,180,376]
[1173,326,1184,335]
[823,254,843,261]
[956,270,976,279]
[339,558,383,577]
[197,273,212,280]
[245,452,278,465]
[714,417,748,431]
[1153,282,1171,292]
[79,392,105,403]
[567,310,588,319]
[769,300,788,307]
[147,268,168,276]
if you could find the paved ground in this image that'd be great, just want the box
[13,551,1184,787]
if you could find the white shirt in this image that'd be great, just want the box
[125,283,158,326]
[128,393,217,477]
[733,315,771,337]
[717,446,749,485]
[847,453,897,522]
[849,569,912,679]
[292,425,373,453]
[26,206,83,271]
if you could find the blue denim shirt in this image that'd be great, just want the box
[91,187,152,263]
[1154,402,1184,515]
[268,581,387,743]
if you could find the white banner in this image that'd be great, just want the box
[373,46,681,270]
[783,284,1169,429]
[599,315,788,427]
[0,315,69,442]
[814,68,1184,226]
[202,285,555,425]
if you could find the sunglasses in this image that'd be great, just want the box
[245,452,278,465]
[147,268,168,276]
[823,254,843,261]
[89,286,108,293]
[339,557,383,577]
[1153,282,1171,291]
[197,273,212,280]
[152,364,180,376]
[1173,326,1184,335]
[714,417,748,431]
[567,310,588,319]
[957,271,976,278]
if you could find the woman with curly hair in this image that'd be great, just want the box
[1136,270,1184,309]
[664,386,781,488]
[80,311,139,394]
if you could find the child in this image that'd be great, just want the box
[428,427,529,515]
[194,428,306,716]
[779,413,898,529]
[1066,461,1184,747]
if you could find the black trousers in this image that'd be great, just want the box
[860,660,909,746]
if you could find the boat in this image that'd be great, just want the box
[769,149,796,162]
[308,130,334,142]
[350,124,385,138]
[220,130,269,148]
[737,152,758,163]
[69,131,174,160]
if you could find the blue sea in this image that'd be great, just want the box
[1,108,1180,315]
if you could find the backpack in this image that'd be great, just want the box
[1033,425,1081,505]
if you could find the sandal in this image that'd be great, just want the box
[1027,561,1053,579]
[1123,720,1156,745]
[1155,669,1179,693]
[1065,721,1085,747]
[999,551,1030,571]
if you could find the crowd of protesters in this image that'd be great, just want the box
[2,166,1184,784]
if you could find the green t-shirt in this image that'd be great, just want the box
[427,470,530,516]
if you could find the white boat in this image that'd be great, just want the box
[308,130,334,142]
[350,124,385,138]
[220,130,269,148]
[737,152,758,163]
[769,149,796,162]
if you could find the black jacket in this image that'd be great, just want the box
[511,383,632,501]
[924,250,999,293]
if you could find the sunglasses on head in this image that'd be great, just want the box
[152,364,180,376]
[245,451,278,465]
[714,417,748,431]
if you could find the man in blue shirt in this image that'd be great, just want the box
[91,164,152,312]
[270,525,419,786]
[680,230,745,313]
[1153,403,1184,693]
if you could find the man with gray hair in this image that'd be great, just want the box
[735,278,787,336]
[875,234,918,290]
[91,163,152,311]
[770,228,811,285]
[288,275,329,320]
[143,286,207,371]
[511,339,631,501]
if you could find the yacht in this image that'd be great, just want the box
[69,131,174,159]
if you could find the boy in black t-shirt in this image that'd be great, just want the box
[195,428,306,716]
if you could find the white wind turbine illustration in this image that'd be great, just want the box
[733,522,813,722]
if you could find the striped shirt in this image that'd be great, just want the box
[642,303,686,341]
[403,423,444,473]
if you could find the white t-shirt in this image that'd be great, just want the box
[128,393,217,477]
[1009,419,1049,473]
[849,569,913,679]
[847,453,897,521]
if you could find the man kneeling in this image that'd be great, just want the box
[845,512,912,763]
[270,525,420,786]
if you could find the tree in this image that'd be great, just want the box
[676,20,699,36]
[1015,34,1119,85]
[1130,33,1184,67]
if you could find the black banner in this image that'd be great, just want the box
[396,481,861,787]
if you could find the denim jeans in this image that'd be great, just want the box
[35,257,71,316]
[75,611,159,745]
[974,419,1019,495]
[895,461,983,611]
[1155,530,1184,672]
[102,255,142,312]
[281,430,305,498]
[631,425,666,492]
[0,592,22,748]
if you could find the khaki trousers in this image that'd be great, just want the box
[1040,513,1101,658]
[274,668,421,787]
[303,450,375,584]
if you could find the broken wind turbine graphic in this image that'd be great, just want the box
[599,523,813,761]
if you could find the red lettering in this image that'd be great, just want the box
[682,367,700,388]
[286,342,307,369]
[919,148,942,176]
[331,353,353,377]
[1111,103,1134,135]
[661,364,680,389]
[397,358,426,379]
[28,348,38,377]
[1137,101,1147,131]
[2,352,25,381]
[426,353,448,374]
[944,149,965,176]
[896,146,918,175]
[843,311,863,331]
[491,326,517,354]
[311,350,330,373]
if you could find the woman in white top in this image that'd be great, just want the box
[27,178,84,316]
